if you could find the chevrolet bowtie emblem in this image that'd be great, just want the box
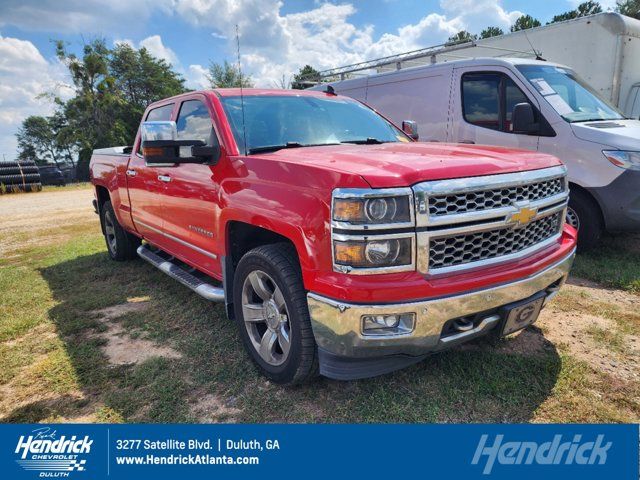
[510,206,537,226]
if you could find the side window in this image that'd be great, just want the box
[463,73,536,133]
[504,77,536,131]
[462,74,501,130]
[138,103,174,155]
[176,100,218,145]
[146,104,174,122]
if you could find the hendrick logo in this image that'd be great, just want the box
[14,427,93,477]
[472,434,612,475]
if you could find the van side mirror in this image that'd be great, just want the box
[511,103,539,134]
[141,121,220,165]
[402,120,419,140]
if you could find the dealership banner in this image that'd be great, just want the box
[0,423,637,479]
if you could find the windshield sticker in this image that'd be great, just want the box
[545,94,574,115]
[531,78,556,96]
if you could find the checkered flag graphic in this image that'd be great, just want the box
[69,459,86,471]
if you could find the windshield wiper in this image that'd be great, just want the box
[340,137,388,145]
[570,118,623,123]
[248,142,303,154]
[247,142,341,154]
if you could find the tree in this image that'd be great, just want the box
[207,61,253,88]
[16,116,65,167]
[550,1,602,23]
[446,30,477,45]
[480,26,504,39]
[44,38,187,180]
[511,15,542,32]
[617,0,640,19]
[292,65,321,89]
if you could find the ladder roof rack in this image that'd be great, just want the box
[295,40,538,87]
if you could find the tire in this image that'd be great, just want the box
[100,200,141,261]
[233,243,318,384]
[567,188,603,252]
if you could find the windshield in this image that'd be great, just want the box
[220,95,409,154]
[516,65,624,123]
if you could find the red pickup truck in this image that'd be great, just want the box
[90,88,577,384]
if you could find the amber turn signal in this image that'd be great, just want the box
[333,199,364,222]
[334,241,366,265]
[142,146,165,157]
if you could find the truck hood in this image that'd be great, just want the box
[261,142,562,188]
[570,119,640,150]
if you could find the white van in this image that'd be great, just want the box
[312,58,640,249]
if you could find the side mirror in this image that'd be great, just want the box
[141,121,220,165]
[511,103,539,134]
[402,120,419,140]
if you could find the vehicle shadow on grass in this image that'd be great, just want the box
[32,251,562,423]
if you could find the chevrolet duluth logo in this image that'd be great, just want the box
[509,205,538,227]
[472,434,612,475]
[14,427,93,477]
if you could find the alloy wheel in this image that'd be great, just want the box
[241,270,292,366]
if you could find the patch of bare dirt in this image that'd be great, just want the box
[566,278,639,306]
[0,187,95,254]
[537,308,638,381]
[91,300,182,366]
[190,393,241,422]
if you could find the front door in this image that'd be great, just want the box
[449,67,540,152]
[126,102,176,246]
[159,95,225,278]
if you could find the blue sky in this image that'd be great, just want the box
[0,0,617,155]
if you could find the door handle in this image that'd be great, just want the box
[158,174,171,183]
[126,169,136,177]
[459,140,475,144]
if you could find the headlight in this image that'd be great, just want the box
[332,188,413,226]
[603,150,640,171]
[334,236,413,269]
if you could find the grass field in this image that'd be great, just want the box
[0,185,638,423]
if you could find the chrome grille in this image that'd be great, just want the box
[429,212,562,270]
[413,166,569,275]
[428,177,564,216]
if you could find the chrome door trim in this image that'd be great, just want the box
[135,219,217,260]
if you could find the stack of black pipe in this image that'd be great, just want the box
[0,160,42,193]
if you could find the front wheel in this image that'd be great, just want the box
[233,243,318,384]
[566,188,603,252]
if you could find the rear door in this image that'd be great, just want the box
[159,95,225,277]
[126,102,175,245]
[449,67,540,151]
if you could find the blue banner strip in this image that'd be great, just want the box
[1,423,637,479]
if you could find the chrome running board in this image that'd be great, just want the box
[137,244,224,302]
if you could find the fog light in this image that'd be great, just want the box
[362,313,415,336]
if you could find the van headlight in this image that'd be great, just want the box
[603,150,640,171]
[331,187,415,274]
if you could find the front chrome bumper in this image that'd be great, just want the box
[307,248,575,361]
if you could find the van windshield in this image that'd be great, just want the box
[516,65,624,123]
[220,95,409,154]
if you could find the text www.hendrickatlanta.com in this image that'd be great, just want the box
[116,454,259,466]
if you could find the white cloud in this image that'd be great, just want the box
[172,0,523,87]
[0,0,173,34]
[139,35,180,67]
[185,64,210,90]
[0,35,72,157]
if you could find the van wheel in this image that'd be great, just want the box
[100,200,140,261]
[567,189,602,252]
[233,243,318,384]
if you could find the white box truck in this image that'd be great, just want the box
[310,13,640,249]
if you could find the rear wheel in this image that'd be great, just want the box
[100,200,140,261]
[233,243,318,384]
[567,188,603,252]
